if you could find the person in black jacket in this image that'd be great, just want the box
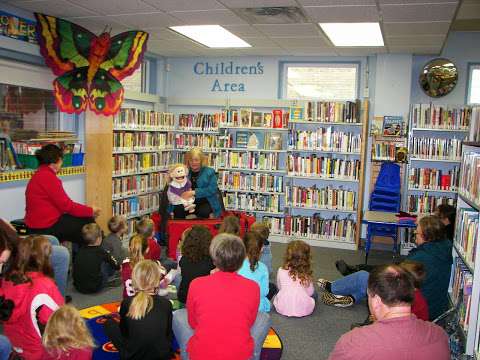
[177,226,215,305]
[104,260,173,360]
[73,223,119,294]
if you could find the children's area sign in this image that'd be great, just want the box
[0,11,37,44]
[193,61,264,92]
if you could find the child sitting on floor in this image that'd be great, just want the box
[136,218,161,261]
[250,222,273,277]
[102,215,127,264]
[400,260,429,321]
[177,226,215,305]
[218,215,240,236]
[73,223,120,294]
[273,240,315,317]
[42,305,95,360]
[0,236,64,360]
[122,235,175,298]
[104,260,174,360]
[238,231,270,312]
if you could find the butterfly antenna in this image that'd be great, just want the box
[102,24,108,34]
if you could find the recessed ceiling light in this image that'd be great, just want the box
[319,23,384,47]
[169,25,251,48]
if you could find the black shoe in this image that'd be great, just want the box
[65,295,72,304]
[335,260,357,276]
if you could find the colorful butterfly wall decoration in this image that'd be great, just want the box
[34,13,149,116]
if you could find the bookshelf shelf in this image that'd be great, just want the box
[224,207,283,216]
[286,204,356,213]
[112,188,161,201]
[219,147,286,153]
[289,120,362,126]
[218,167,286,174]
[219,188,285,196]
[458,193,480,213]
[219,125,288,132]
[409,157,461,163]
[453,242,475,274]
[112,167,169,178]
[113,127,174,132]
[287,149,361,156]
[175,147,218,153]
[173,129,219,134]
[412,128,469,132]
[287,175,359,183]
[407,187,458,194]
[113,148,173,154]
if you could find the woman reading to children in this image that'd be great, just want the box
[171,148,221,219]
[25,144,100,244]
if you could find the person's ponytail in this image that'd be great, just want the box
[127,290,153,320]
[244,232,263,272]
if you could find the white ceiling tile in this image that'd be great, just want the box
[13,0,97,17]
[457,3,480,20]
[386,34,446,46]
[383,21,450,36]
[380,3,458,22]
[143,0,225,12]
[109,12,182,29]
[242,37,279,46]
[303,5,379,22]
[297,0,375,5]
[217,0,297,7]
[152,48,202,56]
[254,23,320,36]
[335,47,387,56]
[286,48,338,56]
[169,9,247,25]
[389,45,442,55]
[64,16,129,33]
[379,0,458,3]
[223,24,266,37]
[270,36,330,47]
[149,28,185,40]
[235,47,291,55]
[66,0,156,16]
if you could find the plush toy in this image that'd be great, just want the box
[167,164,196,214]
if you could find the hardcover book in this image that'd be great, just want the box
[383,116,404,136]
[236,131,249,148]
[272,109,283,129]
[240,109,252,128]
[252,112,263,127]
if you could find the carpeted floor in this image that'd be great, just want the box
[70,243,396,360]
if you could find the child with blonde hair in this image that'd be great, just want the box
[42,305,94,359]
[273,240,315,317]
[104,260,173,360]
[102,215,127,264]
[136,218,161,261]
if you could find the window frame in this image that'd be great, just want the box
[279,61,360,101]
[467,63,480,105]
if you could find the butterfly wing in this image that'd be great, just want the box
[53,68,89,114]
[100,31,149,81]
[35,13,93,76]
[88,69,124,116]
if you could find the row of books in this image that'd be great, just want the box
[454,208,479,269]
[220,109,288,129]
[287,155,360,180]
[468,107,480,142]
[287,186,356,211]
[295,100,361,124]
[174,134,218,150]
[217,152,280,171]
[112,173,168,199]
[372,142,405,162]
[219,132,284,150]
[0,138,18,171]
[410,137,463,160]
[219,171,284,193]
[264,215,356,242]
[178,113,221,131]
[113,132,174,151]
[114,109,175,130]
[172,152,218,170]
[112,153,170,175]
[411,104,471,130]
[459,152,480,206]
[407,194,455,214]
[223,193,281,213]
[450,258,473,333]
[288,129,361,153]
[112,193,160,218]
[408,167,460,191]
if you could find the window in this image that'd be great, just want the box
[282,63,358,100]
[121,61,149,94]
[468,64,480,104]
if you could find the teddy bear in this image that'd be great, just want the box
[167,163,196,214]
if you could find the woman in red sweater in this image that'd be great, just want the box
[172,233,271,360]
[25,144,100,244]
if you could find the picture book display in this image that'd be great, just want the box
[383,116,404,136]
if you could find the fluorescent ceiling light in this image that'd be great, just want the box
[319,23,384,47]
[169,25,251,48]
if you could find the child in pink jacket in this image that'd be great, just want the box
[273,240,315,317]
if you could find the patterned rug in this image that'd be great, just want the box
[80,302,283,360]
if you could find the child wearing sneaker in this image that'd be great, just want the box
[273,240,315,317]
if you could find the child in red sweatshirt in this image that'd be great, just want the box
[0,236,64,360]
